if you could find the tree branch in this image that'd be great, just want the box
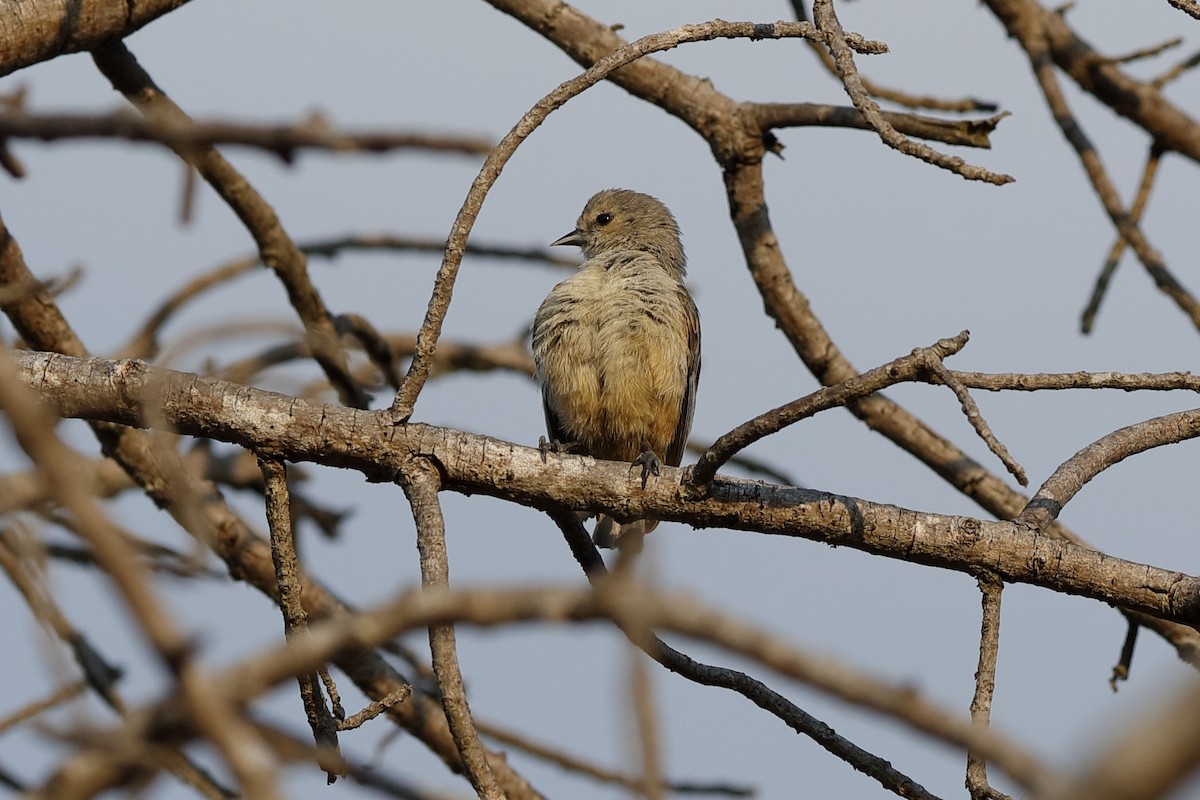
[11,349,1200,629]
[398,457,505,800]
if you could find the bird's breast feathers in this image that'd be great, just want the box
[533,257,692,458]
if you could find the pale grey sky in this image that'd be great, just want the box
[2,2,1198,799]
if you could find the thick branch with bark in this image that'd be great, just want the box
[10,349,1200,629]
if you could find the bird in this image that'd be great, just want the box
[532,188,701,548]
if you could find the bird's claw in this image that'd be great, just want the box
[632,450,661,489]
[538,436,569,463]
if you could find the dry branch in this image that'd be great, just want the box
[10,349,1200,629]
[0,110,493,159]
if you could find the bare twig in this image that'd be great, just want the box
[995,3,1200,329]
[948,368,1200,393]
[689,332,972,488]
[966,575,1014,800]
[1018,408,1200,532]
[121,234,572,362]
[0,110,493,160]
[787,0,1000,113]
[398,457,503,800]
[811,0,1012,184]
[0,681,86,736]
[1081,145,1163,334]
[1107,37,1182,64]
[475,718,754,796]
[550,510,945,800]
[925,360,1026,486]
[1109,621,1139,692]
[260,457,343,783]
[334,313,402,389]
[1152,49,1200,88]
[748,103,1006,148]
[339,689,408,732]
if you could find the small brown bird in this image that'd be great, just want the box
[532,189,701,548]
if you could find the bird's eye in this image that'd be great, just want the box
[595,212,613,226]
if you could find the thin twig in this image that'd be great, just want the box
[0,109,493,159]
[1021,22,1200,330]
[260,457,344,783]
[1106,37,1182,64]
[925,360,1027,486]
[811,0,1013,184]
[475,718,755,796]
[339,688,409,732]
[689,332,971,488]
[747,103,1006,148]
[948,369,1200,392]
[121,234,572,361]
[1081,145,1163,334]
[335,313,401,389]
[0,681,85,736]
[966,574,1014,800]
[1152,49,1200,88]
[398,457,504,800]
[550,510,946,800]
[1109,621,1139,692]
[787,0,1000,113]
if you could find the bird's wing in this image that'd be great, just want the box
[666,286,700,467]
[541,383,571,449]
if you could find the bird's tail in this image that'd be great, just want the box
[593,516,658,549]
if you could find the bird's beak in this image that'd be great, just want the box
[550,229,585,248]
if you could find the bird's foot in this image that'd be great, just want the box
[631,450,661,489]
[538,436,569,463]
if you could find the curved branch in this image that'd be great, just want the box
[1018,409,1200,531]
[689,332,971,487]
[389,18,872,420]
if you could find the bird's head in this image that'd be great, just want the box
[551,188,686,278]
